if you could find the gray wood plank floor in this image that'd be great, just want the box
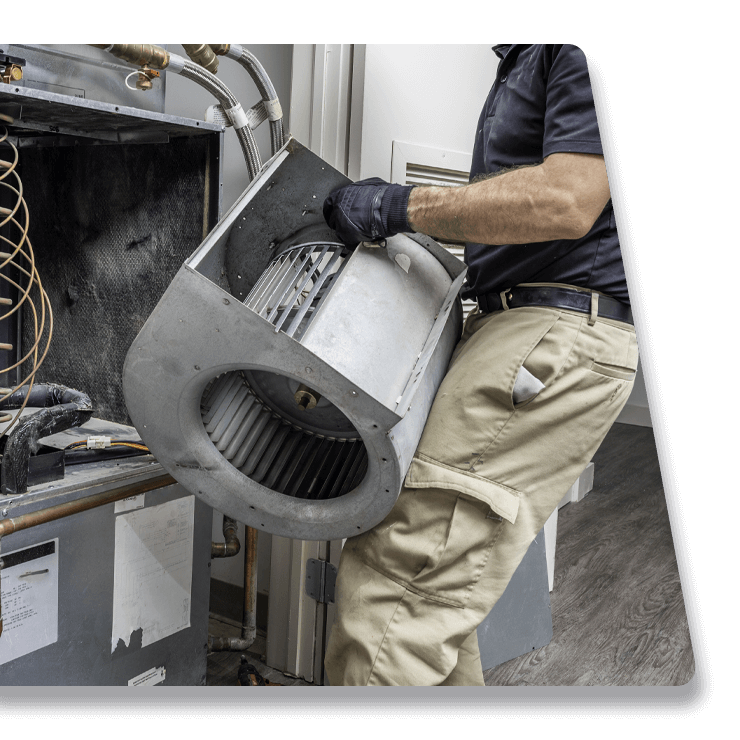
[206,422,694,687]
[483,422,694,686]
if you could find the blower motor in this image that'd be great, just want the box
[123,139,466,540]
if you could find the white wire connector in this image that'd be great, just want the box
[86,436,111,449]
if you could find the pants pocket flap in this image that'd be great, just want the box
[405,454,520,524]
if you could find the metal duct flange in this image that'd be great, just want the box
[122,139,466,541]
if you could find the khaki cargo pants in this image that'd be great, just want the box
[324,295,639,686]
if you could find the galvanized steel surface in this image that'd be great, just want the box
[3,44,168,114]
[123,138,465,541]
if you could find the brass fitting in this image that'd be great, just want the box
[181,44,219,74]
[1,64,22,84]
[90,44,170,70]
[209,44,230,56]
[135,65,160,91]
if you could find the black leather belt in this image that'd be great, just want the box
[476,286,633,325]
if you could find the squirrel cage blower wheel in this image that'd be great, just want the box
[122,139,466,541]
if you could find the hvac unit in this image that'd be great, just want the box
[0,53,221,684]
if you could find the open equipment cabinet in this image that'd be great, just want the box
[0,47,223,685]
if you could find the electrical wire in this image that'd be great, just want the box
[0,114,54,428]
[62,438,151,467]
[63,439,150,452]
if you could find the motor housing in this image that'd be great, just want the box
[123,138,465,540]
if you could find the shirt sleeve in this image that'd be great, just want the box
[543,45,603,158]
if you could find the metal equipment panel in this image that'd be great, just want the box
[0,449,212,686]
[0,70,222,686]
[3,44,168,113]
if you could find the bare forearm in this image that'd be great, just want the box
[406,153,610,245]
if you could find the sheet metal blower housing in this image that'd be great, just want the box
[123,139,465,541]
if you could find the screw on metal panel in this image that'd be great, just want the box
[1,510,7,517]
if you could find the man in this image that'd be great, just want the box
[321,44,638,686]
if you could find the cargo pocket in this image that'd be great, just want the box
[409,493,504,608]
[405,453,520,525]
[367,453,521,603]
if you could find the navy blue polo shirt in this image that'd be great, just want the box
[462,44,630,305]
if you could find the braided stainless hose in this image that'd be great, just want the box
[232,47,285,155]
[178,59,262,180]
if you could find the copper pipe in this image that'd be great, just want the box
[241,525,258,645]
[0,473,175,637]
[211,514,240,558]
[207,523,258,653]
[0,473,175,538]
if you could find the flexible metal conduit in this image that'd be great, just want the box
[178,59,262,180]
[183,44,285,156]
[223,45,285,155]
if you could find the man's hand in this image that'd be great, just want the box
[323,177,415,248]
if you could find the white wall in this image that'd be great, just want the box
[357,45,497,179]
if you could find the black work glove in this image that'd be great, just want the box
[322,177,414,248]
